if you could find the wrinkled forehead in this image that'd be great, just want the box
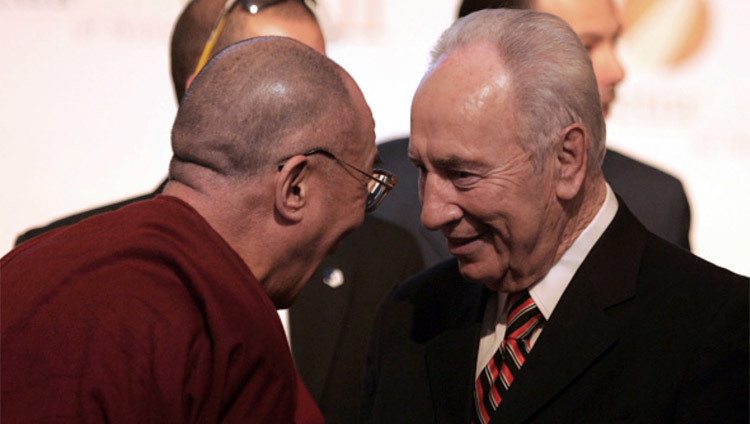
[409,56,518,165]
[412,44,514,138]
[417,42,510,101]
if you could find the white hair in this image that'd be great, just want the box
[431,9,606,174]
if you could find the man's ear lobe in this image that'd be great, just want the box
[555,123,589,200]
[275,156,310,222]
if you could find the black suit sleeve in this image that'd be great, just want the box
[670,184,691,251]
[15,181,167,246]
[674,278,748,422]
[602,149,692,250]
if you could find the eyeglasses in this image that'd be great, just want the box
[194,0,317,75]
[278,148,397,212]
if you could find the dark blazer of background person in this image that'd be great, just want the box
[362,202,748,423]
[293,215,424,424]
[374,138,691,267]
[15,179,423,424]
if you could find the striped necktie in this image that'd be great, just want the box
[473,291,544,424]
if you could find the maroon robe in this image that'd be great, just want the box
[1,196,323,423]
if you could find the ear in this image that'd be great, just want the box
[554,123,589,201]
[275,155,311,222]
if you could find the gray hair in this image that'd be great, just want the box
[431,9,606,173]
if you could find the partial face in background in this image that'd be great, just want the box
[533,0,625,116]
[240,10,325,54]
[410,43,563,292]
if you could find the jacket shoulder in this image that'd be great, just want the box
[641,234,747,296]
[15,186,163,246]
[603,149,685,195]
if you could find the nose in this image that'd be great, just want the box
[599,44,626,88]
[420,172,463,231]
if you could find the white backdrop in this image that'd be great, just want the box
[1,0,748,275]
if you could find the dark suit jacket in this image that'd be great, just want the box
[294,216,424,424]
[374,138,691,267]
[362,203,748,423]
[15,179,424,424]
[15,180,170,246]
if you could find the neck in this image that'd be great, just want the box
[163,180,315,309]
[554,173,607,261]
[163,179,275,284]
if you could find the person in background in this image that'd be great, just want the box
[13,1,424,422]
[2,36,388,423]
[362,9,747,423]
[374,0,691,268]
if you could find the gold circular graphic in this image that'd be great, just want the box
[622,0,709,67]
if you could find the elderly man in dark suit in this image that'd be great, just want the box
[362,9,747,423]
[375,0,691,268]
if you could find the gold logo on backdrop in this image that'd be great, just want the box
[622,0,709,67]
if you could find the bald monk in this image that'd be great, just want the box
[1,37,390,423]
[14,4,423,421]
[15,0,327,245]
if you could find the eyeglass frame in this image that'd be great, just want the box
[277,148,397,213]
[194,0,317,75]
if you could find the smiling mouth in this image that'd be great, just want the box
[446,234,483,255]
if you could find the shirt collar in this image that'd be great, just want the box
[528,183,619,320]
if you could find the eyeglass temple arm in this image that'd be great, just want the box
[375,173,396,190]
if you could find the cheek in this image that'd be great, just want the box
[481,187,550,247]
[590,58,604,83]
[346,187,367,225]
[588,47,610,88]
[417,174,425,204]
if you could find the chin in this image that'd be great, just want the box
[457,259,533,293]
[456,258,505,291]
[273,288,303,310]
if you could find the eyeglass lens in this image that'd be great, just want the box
[365,172,395,212]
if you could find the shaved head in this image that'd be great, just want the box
[170,37,354,187]
[170,0,321,103]
[165,36,375,301]
[214,1,320,56]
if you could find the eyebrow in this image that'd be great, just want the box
[578,33,602,42]
[432,156,488,170]
[409,153,489,172]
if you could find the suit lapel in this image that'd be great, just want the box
[290,261,354,400]
[491,202,647,423]
[423,277,488,424]
[494,273,621,423]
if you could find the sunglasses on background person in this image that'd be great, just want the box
[194,0,317,74]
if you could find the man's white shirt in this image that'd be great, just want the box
[475,184,619,377]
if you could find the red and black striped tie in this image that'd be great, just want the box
[473,291,544,424]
